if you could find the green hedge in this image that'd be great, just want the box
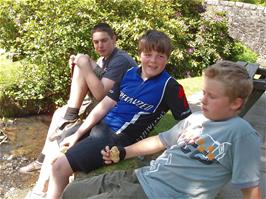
[227,0,266,6]
[0,0,250,116]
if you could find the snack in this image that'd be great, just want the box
[60,146,69,154]
[110,146,120,163]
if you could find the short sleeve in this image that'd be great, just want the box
[164,79,191,120]
[231,132,261,189]
[107,82,121,102]
[103,55,135,83]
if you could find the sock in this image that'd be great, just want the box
[63,107,79,120]
[36,153,45,164]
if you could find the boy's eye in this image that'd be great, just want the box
[93,38,109,45]
[209,95,216,99]
[101,38,108,43]
[202,90,216,99]
[208,93,217,99]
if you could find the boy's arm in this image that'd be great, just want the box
[102,135,165,164]
[60,96,116,149]
[76,96,116,138]
[125,135,165,159]
[61,96,116,149]
[74,54,115,101]
[241,186,262,199]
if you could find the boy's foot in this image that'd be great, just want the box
[19,161,42,173]
[24,189,46,199]
[48,118,81,141]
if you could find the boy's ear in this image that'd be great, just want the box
[112,35,117,42]
[230,97,244,111]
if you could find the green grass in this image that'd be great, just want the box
[178,76,203,97]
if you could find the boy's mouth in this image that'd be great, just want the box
[201,106,207,112]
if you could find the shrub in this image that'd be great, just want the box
[226,0,266,6]
[0,0,241,116]
[230,42,258,63]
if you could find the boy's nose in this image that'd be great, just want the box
[98,42,104,48]
[201,95,206,104]
[150,55,156,62]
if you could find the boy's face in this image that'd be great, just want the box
[92,31,116,58]
[140,50,168,80]
[201,77,241,121]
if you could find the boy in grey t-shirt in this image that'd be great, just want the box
[61,60,262,199]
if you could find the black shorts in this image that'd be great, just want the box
[65,121,134,173]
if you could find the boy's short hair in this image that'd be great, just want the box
[91,22,116,39]
[138,30,172,58]
[203,60,253,102]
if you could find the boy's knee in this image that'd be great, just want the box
[51,156,73,178]
[51,157,65,175]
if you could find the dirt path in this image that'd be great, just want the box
[0,115,51,199]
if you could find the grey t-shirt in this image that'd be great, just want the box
[136,112,261,199]
[97,48,137,83]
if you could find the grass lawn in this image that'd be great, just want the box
[178,76,202,97]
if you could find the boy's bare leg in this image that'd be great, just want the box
[67,66,89,109]
[25,140,60,198]
[47,155,73,199]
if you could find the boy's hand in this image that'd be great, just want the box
[68,55,76,69]
[178,129,200,146]
[102,146,112,164]
[59,133,79,149]
[74,54,93,72]
[101,146,126,164]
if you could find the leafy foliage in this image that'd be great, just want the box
[0,0,256,116]
[230,42,258,63]
[227,0,266,6]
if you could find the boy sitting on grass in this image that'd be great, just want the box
[61,60,262,199]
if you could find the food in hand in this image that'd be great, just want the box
[110,146,120,163]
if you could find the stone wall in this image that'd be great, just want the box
[204,0,266,66]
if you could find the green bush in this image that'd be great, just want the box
[230,42,258,63]
[0,0,243,116]
[226,0,266,6]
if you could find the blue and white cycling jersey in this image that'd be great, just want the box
[104,67,191,142]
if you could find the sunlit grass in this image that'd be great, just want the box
[178,76,203,97]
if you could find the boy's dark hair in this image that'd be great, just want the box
[138,30,172,58]
[203,60,253,102]
[91,22,116,39]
